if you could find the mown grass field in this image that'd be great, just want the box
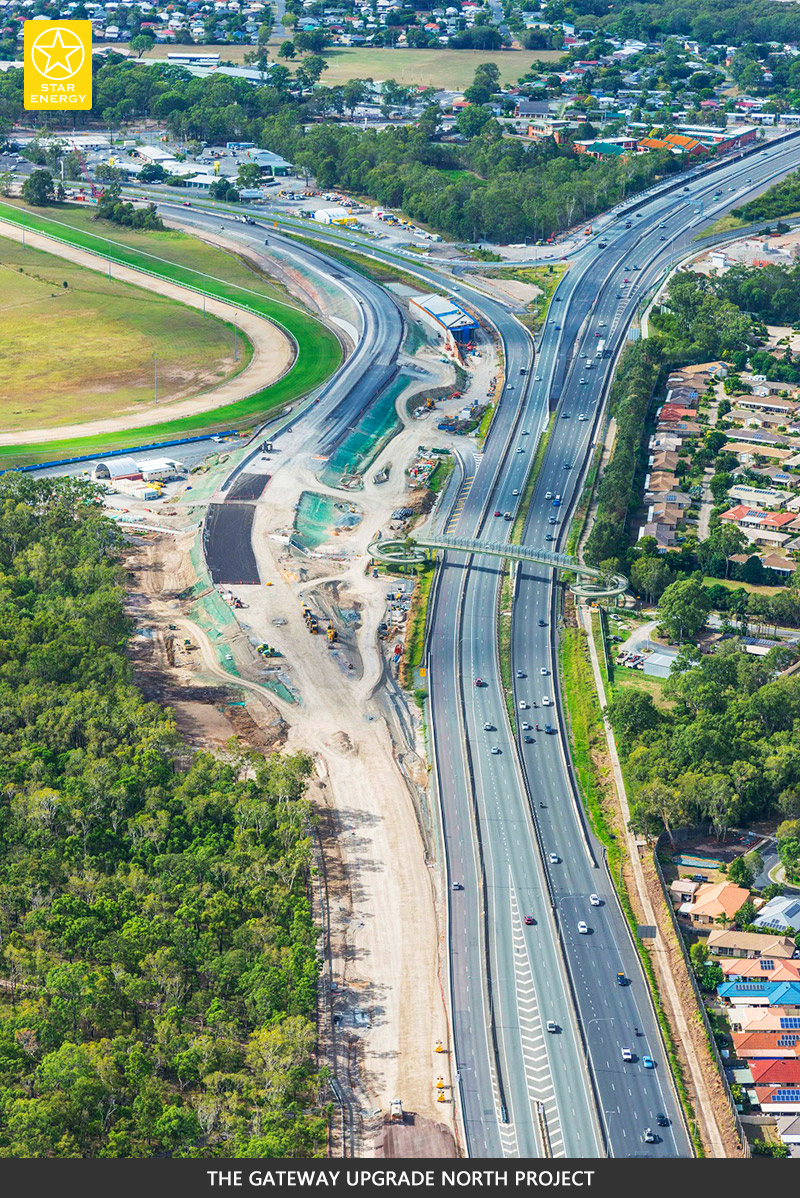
[0,237,247,432]
[0,201,341,465]
[139,44,563,89]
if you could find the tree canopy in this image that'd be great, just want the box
[0,477,324,1157]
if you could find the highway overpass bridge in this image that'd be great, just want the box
[367,532,629,601]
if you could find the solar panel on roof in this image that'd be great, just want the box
[760,959,775,971]
[780,1018,800,1030]
[771,1090,800,1101]
[777,1036,799,1046]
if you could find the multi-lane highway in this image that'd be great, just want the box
[425,133,800,1160]
[152,134,800,1157]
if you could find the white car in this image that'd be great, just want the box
[512,488,519,496]
[579,414,587,421]
[516,447,524,453]
[621,1047,633,1062]
[545,491,552,499]
[589,893,601,906]
[579,378,587,385]
[534,374,542,381]
[540,667,548,676]
[542,696,551,706]
[483,721,493,731]
[491,746,501,755]
[546,1020,558,1033]
[519,700,529,710]
[578,921,589,934]
[549,853,560,864]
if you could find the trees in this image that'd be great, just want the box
[22,168,55,206]
[131,33,155,58]
[658,576,712,643]
[728,855,754,889]
[631,555,674,603]
[606,689,662,740]
[0,477,323,1157]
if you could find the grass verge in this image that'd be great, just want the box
[0,200,341,464]
[399,562,435,689]
[489,263,567,335]
[559,616,704,1157]
[498,565,516,733]
[285,231,425,290]
[693,213,747,239]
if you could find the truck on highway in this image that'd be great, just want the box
[596,339,606,358]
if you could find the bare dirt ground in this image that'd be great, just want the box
[0,217,294,446]
[123,530,287,753]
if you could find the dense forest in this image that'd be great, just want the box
[608,639,800,848]
[0,477,324,1158]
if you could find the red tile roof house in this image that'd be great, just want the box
[733,1030,800,1059]
[677,880,750,926]
[721,957,800,984]
[750,1059,800,1086]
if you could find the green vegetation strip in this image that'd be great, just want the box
[499,565,516,733]
[0,201,341,465]
[559,623,703,1156]
[286,230,426,290]
[399,561,435,689]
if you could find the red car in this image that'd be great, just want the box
[524,915,535,926]
[494,509,502,517]
[475,678,483,687]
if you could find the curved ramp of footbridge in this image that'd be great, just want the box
[367,533,628,601]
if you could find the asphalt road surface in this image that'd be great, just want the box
[204,502,259,585]
[160,135,800,1157]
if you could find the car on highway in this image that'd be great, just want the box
[491,746,501,755]
[524,735,534,743]
[589,893,601,906]
[516,669,525,678]
[643,1128,656,1144]
[643,1056,655,1069]
[504,512,512,520]
[545,723,554,734]
[520,367,526,374]
[656,1114,670,1127]
[522,722,531,730]
[545,534,554,541]
[483,721,493,730]
[548,516,557,524]
[542,696,551,706]
[598,321,606,327]
[516,446,524,453]
[579,378,587,385]
[564,462,572,470]
[519,700,529,709]
[540,667,548,675]
[524,915,535,925]
[660,235,666,241]
[534,374,542,381]
[546,1020,558,1033]
[579,414,587,420]
[475,678,484,687]
[512,488,519,496]
[617,972,629,986]
[621,1047,633,1062]
[545,491,552,499]
[494,510,502,517]
[578,921,589,934]
[522,429,530,435]
[538,619,546,627]
[451,882,463,890]
[548,853,560,864]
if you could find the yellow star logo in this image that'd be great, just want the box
[31,26,85,80]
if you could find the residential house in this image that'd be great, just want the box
[754,896,800,935]
[677,880,750,926]
[707,929,797,958]
[728,1007,800,1033]
[732,1030,800,1059]
[750,1059,800,1085]
[719,981,800,1008]
[754,1086,800,1114]
[727,485,788,510]
[720,958,800,984]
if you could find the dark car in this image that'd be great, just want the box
[524,734,534,743]
[545,724,554,734]
[656,1113,670,1127]
[617,972,629,986]
[538,619,546,627]
[504,512,513,521]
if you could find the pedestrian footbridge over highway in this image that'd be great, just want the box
[367,533,629,601]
